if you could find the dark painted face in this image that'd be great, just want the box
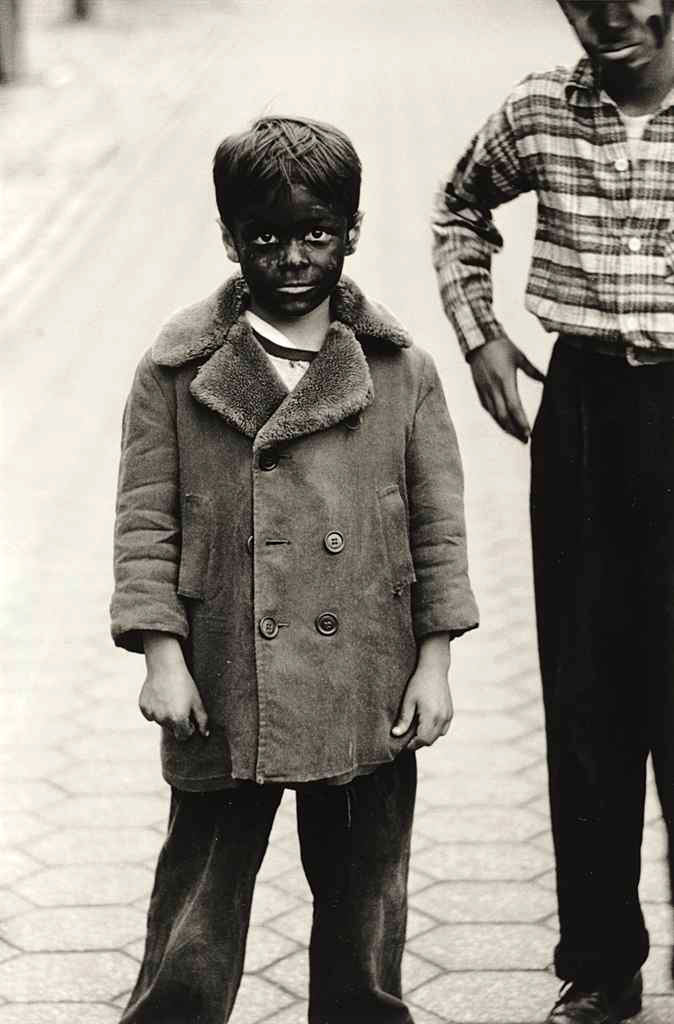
[561,1,670,71]
[222,184,360,322]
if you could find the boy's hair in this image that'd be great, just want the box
[213,116,361,229]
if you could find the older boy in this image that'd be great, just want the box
[112,115,478,1024]
[433,2,674,1022]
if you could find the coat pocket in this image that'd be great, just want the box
[377,484,417,593]
[177,494,213,600]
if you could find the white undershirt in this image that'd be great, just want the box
[245,310,313,392]
[618,110,652,161]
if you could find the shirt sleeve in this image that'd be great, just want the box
[406,352,479,640]
[431,91,532,357]
[110,352,189,653]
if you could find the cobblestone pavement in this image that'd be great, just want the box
[1,1,673,1022]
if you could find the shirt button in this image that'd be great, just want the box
[324,530,345,554]
[258,616,279,640]
[315,612,339,636]
[614,156,629,172]
[628,236,642,253]
[259,449,279,471]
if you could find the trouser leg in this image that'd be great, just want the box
[296,752,417,1024]
[530,341,651,984]
[119,783,283,1024]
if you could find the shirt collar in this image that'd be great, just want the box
[564,53,674,113]
[244,310,299,350]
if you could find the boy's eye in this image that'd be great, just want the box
[304,228,331,242]
[252,232,279,246]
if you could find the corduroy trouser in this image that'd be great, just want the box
[530,337,674,985]
[119,752,416,1024]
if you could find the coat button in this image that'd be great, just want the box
[344,413,361,431]
[259,616,280,639]
[315,612,339,636]
[324,530,345,554]
[259,449,279,471]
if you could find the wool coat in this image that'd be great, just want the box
[111,275,479,790]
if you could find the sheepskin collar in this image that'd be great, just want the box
[152,275,411,448]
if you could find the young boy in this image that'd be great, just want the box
[112,115,478,1024]
[432,3,674,1022]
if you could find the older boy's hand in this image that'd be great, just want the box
[469,334,545,443]
[392,633,453,751]
[139,632,209,741]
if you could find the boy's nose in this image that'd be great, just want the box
[281,239,309,266]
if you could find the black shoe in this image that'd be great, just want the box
[545,972,643,1023]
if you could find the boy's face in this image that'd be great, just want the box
[560,1,671,71]
[221,184,360,322]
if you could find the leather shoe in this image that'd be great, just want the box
[545,972,643,1023]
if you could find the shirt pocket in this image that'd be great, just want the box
[377,484,417,593]
[177,493,213,600]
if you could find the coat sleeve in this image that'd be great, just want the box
[431,85,533,357]
[110,352,188,653]
[406,352,479,640]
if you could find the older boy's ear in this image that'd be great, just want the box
[345,211,363,256]
[219,220,240,264]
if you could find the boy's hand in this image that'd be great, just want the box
[139,632,209,741]
[392,633,453,751]
[468,334,545,443]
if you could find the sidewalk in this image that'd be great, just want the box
[0,2,672,1021]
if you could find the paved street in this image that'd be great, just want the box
[0,1,672,1021]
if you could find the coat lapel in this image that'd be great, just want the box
[152,274,410,446]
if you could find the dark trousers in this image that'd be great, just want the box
[530,338,674,985]
[119,752,416,1024]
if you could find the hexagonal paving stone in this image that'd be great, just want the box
[28,827,163,866]
[416,806,544,844]
[0,748,69,781]
[244,926,299,972]
[644,902,674,945]
[410,880,556,924]
[643,945,674,995]
[640,858,670,903]
[409,922,552,971]
[267,904,312,945]
[249,883,300,927]
[3,905,146,951]
[643,995,674,1020]
[444,712,531,746]
[263,1003,309,1024]
[53,760,162,796]
[420,741,537,776]
[263,949,307,998]
[14,863,153,906]
[0,1005,119,1023]
[413,842,552,882]
[65,731,156,762]
[0,850,40,886]
[0,814,51,847]
[402,951,441,993]
[417,773,539,808]
[38,795,167,829]
[411,969,560,1022]
[0,783,64,813]
[0,892,32,921]
[0,951,138,1001]
[228,974,294,1024]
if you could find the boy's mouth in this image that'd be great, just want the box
[276,284,316,294]
[599,41,641,60]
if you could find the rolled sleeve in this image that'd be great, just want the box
[406,354,479,639]
[431,94,531,357]
[110,353,188,653]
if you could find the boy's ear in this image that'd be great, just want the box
[219,220,240,264]
[345,211,363,256]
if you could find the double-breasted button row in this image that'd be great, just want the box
[258,612,339,639]
[324,530,344,554]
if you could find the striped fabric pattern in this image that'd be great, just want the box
[432,57,674,358]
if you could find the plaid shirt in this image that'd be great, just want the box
[432,57,674,362]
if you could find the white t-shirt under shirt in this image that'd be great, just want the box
[618,109,652,161]
[245,310,317,391]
